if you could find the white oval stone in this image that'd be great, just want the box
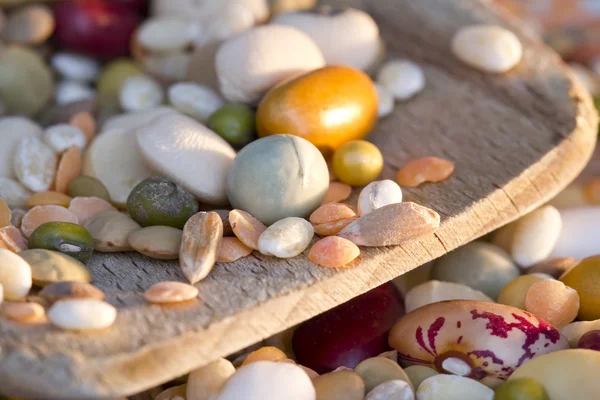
[0,116,42,178]
[451,24,523,73]
[550,207,600,259]
[358,179,403,216]
[377,60,425,100]
[0,249,32,300]
[216,361,316,400]
[137,17,194,53]
[0,177,30,208]
[494,205,562,267]
[136,113,236,204]
[43,124,87,152]
[48,299,117,331]
[83,128,155,206]
[215,24,325,103]
[416,375,494,400]
[168,82,224,122]
[120,74,164,113]
[258,217,314,258]
[366,380,414,400]
[375,83,394,118]
[405,280,493,313]
[51,52,100,82]
[55,80,96,105]
[272,8,379,71]
[13,136,57,192]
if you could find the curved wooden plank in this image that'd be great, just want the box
[0,0,597,398]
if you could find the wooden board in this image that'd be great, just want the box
[1,0,598,398]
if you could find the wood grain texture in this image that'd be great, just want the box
[1,0,598,398]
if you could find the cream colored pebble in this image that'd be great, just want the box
[377,60,425,100]
[84,211,141,252]
[128,226,183,260]
[258,217,314,258]
[141,51,191,82]
[196,3,255,46]
[55,80,96,105]
[494,205,562,267]
[216,361,316,400]
[43,124,87,153]
[366,380,414,400]
[0,249,32,300]
[550,207,600,259]
[375,83,394,118]
[51,52,100,82]
[13,136,57,193]
[561,320,600,348]
[187,358,236,400]
[48,299,116,331]
[405,280,493,313]
[451,24,523,73]
[416,375,494,400]
[168,82,224,122]
[119,74,164,112]
[0,178,31,208]
[137,17,195,53]
[358,179,403,216]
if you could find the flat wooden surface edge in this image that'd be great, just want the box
[0,0,598,398]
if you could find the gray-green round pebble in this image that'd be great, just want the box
[431,241,520,299]
[227,135,329,225]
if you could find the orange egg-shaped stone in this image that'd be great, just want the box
[256,66,378,154]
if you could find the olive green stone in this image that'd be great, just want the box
[19,249,93,287]
[67,176,111,202]
[431,242,520,299]
[495,378,549,400]
[127,176,200,229]
[28,222,94,262]
[208,103,256,148]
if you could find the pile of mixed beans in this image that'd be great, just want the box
[0,0,597,399]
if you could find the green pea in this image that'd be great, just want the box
[127,176,200,229]
[208,103,256,147]
[28,222,94,262]
[495,378,549,400]
[67,176,111,202]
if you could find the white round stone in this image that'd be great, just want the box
[358,179,403,216]
[258,217,314,258]
[43,124,87,153]
[452,24,523,73]
[119,74,164,113]
[168,82,224,122]
[216,361,316,400]
[51,52,100,82]
[377,60,425,100]
[48,299,117,331]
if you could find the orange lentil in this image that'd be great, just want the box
[217,237,253,263]
[314,217,357,237]
[21,205,78,237]
[309,203,357,225]
[309,236,360,269]
[27,191,72,208]
[229,209,267,250]
[525,279,580,329]
[322,181,352,205]
[54,145,82,194]
[396,156,454,188]
[242,346,287,366]
[69,111,96,142]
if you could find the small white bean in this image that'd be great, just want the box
[168,82,224,122]
[375,83,394,118]
[137,17,195,53]
[258,217,314,258]
[44,124,87,153]
[48,299,117,331]
[377,60,425,101]
[452,24,523,73]
[51,52,100,82]
[120,75,164,112]
[358,179,403,216]
[550,207,600,259]
[55,80,96,105]
[416,375,494,400]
